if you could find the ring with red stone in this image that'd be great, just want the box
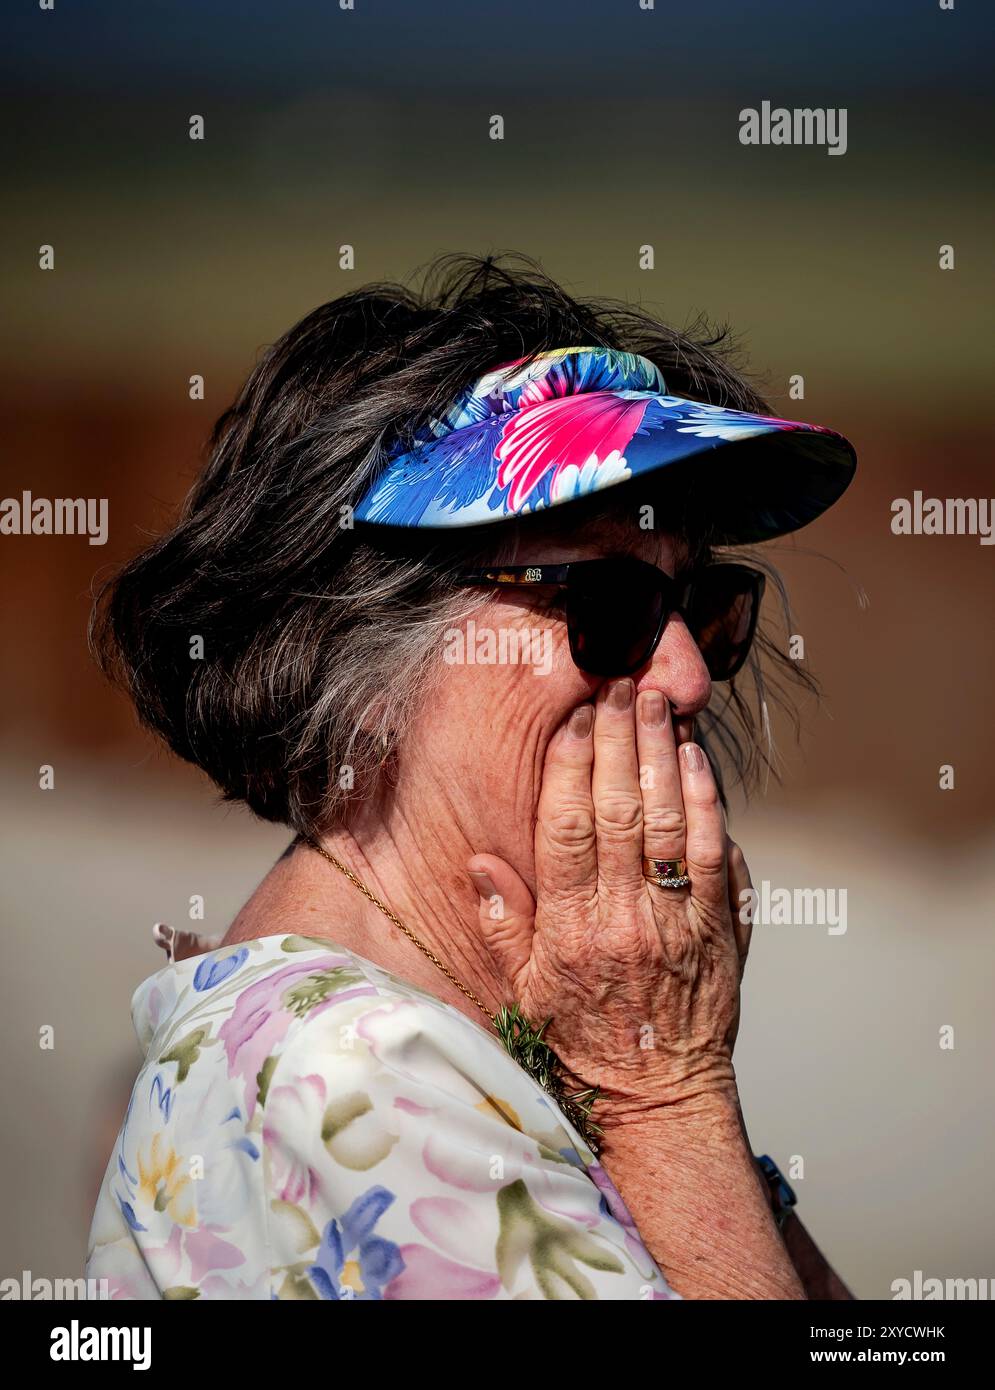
[642,857,691,890]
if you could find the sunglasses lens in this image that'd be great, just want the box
[686,567,761,680]
[566,560,665,676]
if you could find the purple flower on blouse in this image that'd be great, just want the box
[193,947,249,992]
[218,957,359,1121]
[308,1186,405,1300]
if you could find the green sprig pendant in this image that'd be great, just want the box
[494,1004,602,1155]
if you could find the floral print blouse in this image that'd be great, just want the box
[86,932,679,1300]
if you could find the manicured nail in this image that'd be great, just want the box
[681,741,705,772]
[567,703,594,738]
[608,678,633,711]
[639,691,666,728]
[468,869,497,900]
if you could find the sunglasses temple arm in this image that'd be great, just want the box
[454,566,571,586]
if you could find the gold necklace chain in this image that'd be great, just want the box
[305,838,497,1026]
[303,836,603,1152]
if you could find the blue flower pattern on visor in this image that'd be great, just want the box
[354,346,856,541]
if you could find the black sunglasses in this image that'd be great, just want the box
[454,557,765,680]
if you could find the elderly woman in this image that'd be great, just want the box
[86,255,855,1301]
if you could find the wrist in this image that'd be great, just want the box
[550,1027,739,1126]
[596,1093,806,1300]
[595,1067,742,1134]
[596,1081,745,1150]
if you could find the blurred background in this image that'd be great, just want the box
[1,0,993,1299]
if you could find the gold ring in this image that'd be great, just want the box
[642,857,691,890]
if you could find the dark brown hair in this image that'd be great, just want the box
[90,252,816,836]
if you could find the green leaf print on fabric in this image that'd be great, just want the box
[256,1055,278,1110]
[496,1178,625,1300]
[273,1266,320,1300]
[282,968,365,1019]
[157,1026,211,1083]
[281,934,338,954]
[321,1091,398,1171]
[270,1199,322,1257]
[162,1286,200,1300]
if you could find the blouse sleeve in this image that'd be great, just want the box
[261,986,679,1301]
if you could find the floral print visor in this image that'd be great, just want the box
[354,346,856,542]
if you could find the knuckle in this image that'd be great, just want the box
[687,780,720,808]
[594,793,643,836]
[688,850,727,876]
[542,804,596,851]
[597,724,635,745]
[643,805,686,838]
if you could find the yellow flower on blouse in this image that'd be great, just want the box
[137,1134,196,1227]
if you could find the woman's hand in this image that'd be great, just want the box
[468,677,754,1125]
[468,678,808,1300]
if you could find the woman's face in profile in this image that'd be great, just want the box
[399,519,714,881]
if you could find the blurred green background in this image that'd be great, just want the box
[1,0,993,1299]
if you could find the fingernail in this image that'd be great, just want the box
[681,742,705,772]
[567,704,594,738]
[468,869,497,899]
[639,691,666,728]
[608,678,633,711]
